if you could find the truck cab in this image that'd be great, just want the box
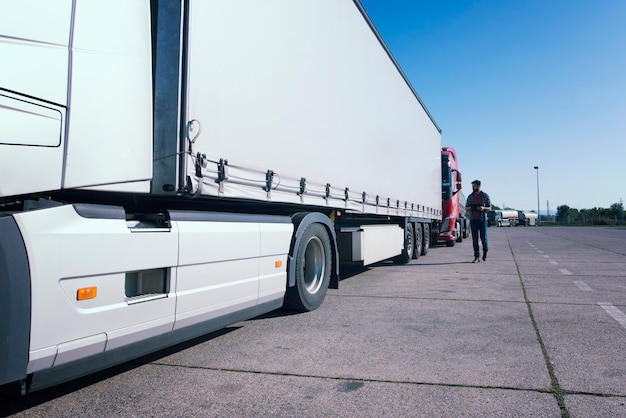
[438,147,468,246]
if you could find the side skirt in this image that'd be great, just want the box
[28,299,282,393]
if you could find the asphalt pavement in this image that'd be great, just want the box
[2,226,626,417]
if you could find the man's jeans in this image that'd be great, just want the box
[470,219,488,258]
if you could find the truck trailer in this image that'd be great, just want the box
[517,211,538,226]
[437,147,468,246]
[0,0,442,394]
[499,210,519,227]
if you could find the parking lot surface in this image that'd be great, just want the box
[2,226,626,417]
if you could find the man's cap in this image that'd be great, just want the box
[471,180,481,185]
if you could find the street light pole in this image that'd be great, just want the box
[534,166,540,225]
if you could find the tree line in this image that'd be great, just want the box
[556,202,625,226]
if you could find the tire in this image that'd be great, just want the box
[412,222,422,260]
[445,240,455,247]
[284,223,331,312]
[421,223,430,255]
[394,223,414,264]
[455,221,463,243]
[463,222,468,238]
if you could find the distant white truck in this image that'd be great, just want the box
[490,210,519,227]
[0,0,442,393]
[517,211,538,226]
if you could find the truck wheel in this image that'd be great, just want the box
[394,224,414,264]
[455,221,463,243]
[421,223,430,255]
[284,223,331,312]
[412,222,422,259]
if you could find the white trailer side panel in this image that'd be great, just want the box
[185,0,441,217]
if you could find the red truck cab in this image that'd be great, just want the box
[438,147,468,246]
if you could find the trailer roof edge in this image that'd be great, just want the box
[353,0,442,134]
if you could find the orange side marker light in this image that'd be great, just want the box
[77,286,97,300]
[275,260,283,268]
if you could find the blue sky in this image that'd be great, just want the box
[360,0,626,213]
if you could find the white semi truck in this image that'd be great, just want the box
[0,0,442,394]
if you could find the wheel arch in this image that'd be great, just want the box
[288,212,339,290]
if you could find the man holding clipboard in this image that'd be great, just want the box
[466,180,492,263]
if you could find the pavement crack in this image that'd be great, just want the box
[149,362,626,399]
[507,231,570,418]
[329,293,527,304]
[149,362,559,394]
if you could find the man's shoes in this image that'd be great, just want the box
[482,251,487,261]
[472,256,480,263]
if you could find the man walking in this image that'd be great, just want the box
[466,180,491,263]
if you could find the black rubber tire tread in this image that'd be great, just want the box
[394,224,414,264]
[412,223,422,260]
[283,223,331,312]
[421,223,430,255]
